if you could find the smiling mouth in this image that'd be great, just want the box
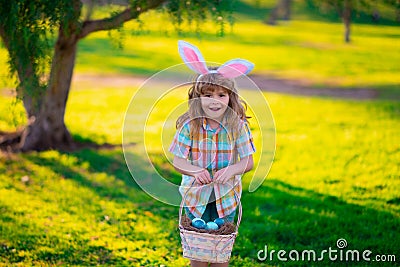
[209,107,221,111]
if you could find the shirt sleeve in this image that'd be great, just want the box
[236,121,256,159]
[169,122,191,158]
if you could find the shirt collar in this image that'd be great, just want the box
[202,117,225,133]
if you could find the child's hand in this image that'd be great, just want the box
[213,167,235,184]
[193,169,212,185]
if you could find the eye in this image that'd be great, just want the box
[219,94,227,97]
[204,94,212,97]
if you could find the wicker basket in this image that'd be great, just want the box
[178,192,242,263]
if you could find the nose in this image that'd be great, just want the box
[210,97,221,104]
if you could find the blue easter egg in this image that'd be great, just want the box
[214,218,225,227]
[192,218,206,229]
[206,221,219,230]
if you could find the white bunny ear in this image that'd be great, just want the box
[178,40,209,75]
[217,59,254,78]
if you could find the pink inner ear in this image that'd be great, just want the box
[224,64,248,74]
[218,63,249,78]
[183,47,208,74]
[183,47,200,62]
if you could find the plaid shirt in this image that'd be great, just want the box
[169,118,255,218]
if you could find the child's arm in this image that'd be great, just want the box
[213,155,254,184]
[173,156,212,185]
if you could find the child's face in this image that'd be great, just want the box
[200,87,230,122]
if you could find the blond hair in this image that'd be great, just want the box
[176,70,249,141]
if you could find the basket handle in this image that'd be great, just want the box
[179,181,242,232]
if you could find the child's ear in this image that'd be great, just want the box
[217,59,255,78]
[178,40,209,75]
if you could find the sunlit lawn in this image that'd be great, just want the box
[0,0,400,265]
[0,81,399,265]
[71,17,400,91]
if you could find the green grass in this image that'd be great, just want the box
[0,0,399,265]
[0,82,399,265]
[71,17,400,91]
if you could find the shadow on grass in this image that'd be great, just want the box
[24,148,141,203]
[373,86,400,101]
[77,38,178,76]
[23,145,181,213]
[235,179,399,266]
[2,142,398,265]
[251,74,400,101]
[233,0,272,21]
[0,188,126,265]
[0,145,182,265]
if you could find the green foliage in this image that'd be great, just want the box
[163,0,235,36]
[0,0,234,118]
[0,85,399,265]
[0,0,234,81]
[0,0,74,95]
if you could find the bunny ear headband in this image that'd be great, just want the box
[178,40,254,79]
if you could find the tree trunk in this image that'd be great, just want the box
[343,0,352,43]
[267,0,292,25]
[2,0,165,151]
[282,0,291,20]
[267,5,280,25]
[20,26,78,151]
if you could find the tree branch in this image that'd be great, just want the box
[78,0,165,39]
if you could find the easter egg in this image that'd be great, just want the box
[191,218,206,229]
[214,218,225,227]
[206,221,219,230]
